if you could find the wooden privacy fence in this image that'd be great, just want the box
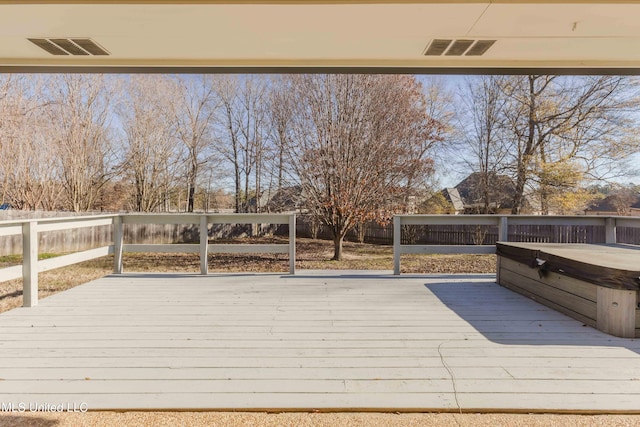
[296,215,640,246]
[0,213,296,307]
[0,220,275,257]
[393,215,640,275]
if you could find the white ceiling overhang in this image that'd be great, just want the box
[2,0,640,73]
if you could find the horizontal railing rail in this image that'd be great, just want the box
[1,213,296,307]
[393,215,640,275]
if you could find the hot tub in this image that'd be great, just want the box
[496,242,640,338]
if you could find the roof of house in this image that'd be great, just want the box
[262,185,304,212]
[442,188,465,212]
[587,197,618,213]
[454,172,517,210]
[587,193,640,213]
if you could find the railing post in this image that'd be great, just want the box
[113,216,123,274]
[289,214,296,275]
[498,216,509,242]
[200,215,209,275]
[22,221,38,307]
[393,216,401,275]
[605,217,617,244]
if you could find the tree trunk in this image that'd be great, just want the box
[511,161,527,215]
[234,162,241,213]
[187,184,195,213]
[540,184,550,215]
[511,76,537,215]
[482,171,490,214]
[355,222,366,244]
[187,152,197,212]
[244,169,250,213]
[278,147,284,193]
[332,234,343,261]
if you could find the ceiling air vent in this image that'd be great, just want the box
[71,39,109,56]
[49,39,89,56]
[28,38,109,56]
[466,40,496,56]
[424,39,452,56]
[27,39,68,56]
[445,40,474,56]
[424,39,496,57]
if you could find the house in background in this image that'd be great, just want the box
[437,172,526,214]
[584,193,640,216]
[257,185,304,213]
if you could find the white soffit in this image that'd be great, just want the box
[1,1,640,72]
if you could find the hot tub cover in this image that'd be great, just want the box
[496,242,640,291]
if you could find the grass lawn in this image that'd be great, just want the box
[0,237,495,313]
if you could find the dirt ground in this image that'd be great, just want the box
[2,412,640,427]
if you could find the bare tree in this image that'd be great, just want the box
[0,75,15,205]
[214,75,271,213]
[0,75,62,210]
[167,75,218,212]
[214,76,242,212]
[458,76,511,213]
[118,75,183,212]
[267,76,294,200]
[46,74,117,212]
[285,74,444,260]
[239,76,270,213]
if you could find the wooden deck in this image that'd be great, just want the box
[1,271,639,413]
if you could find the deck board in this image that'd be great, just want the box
[1,271,639,412]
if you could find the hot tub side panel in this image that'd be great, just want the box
[497,255,598,328]
[497,254,640,338]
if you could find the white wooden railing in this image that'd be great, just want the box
[2,213,639,305]
[0,214,118,307]
[0,213,296,307]
[393,215,640,275]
